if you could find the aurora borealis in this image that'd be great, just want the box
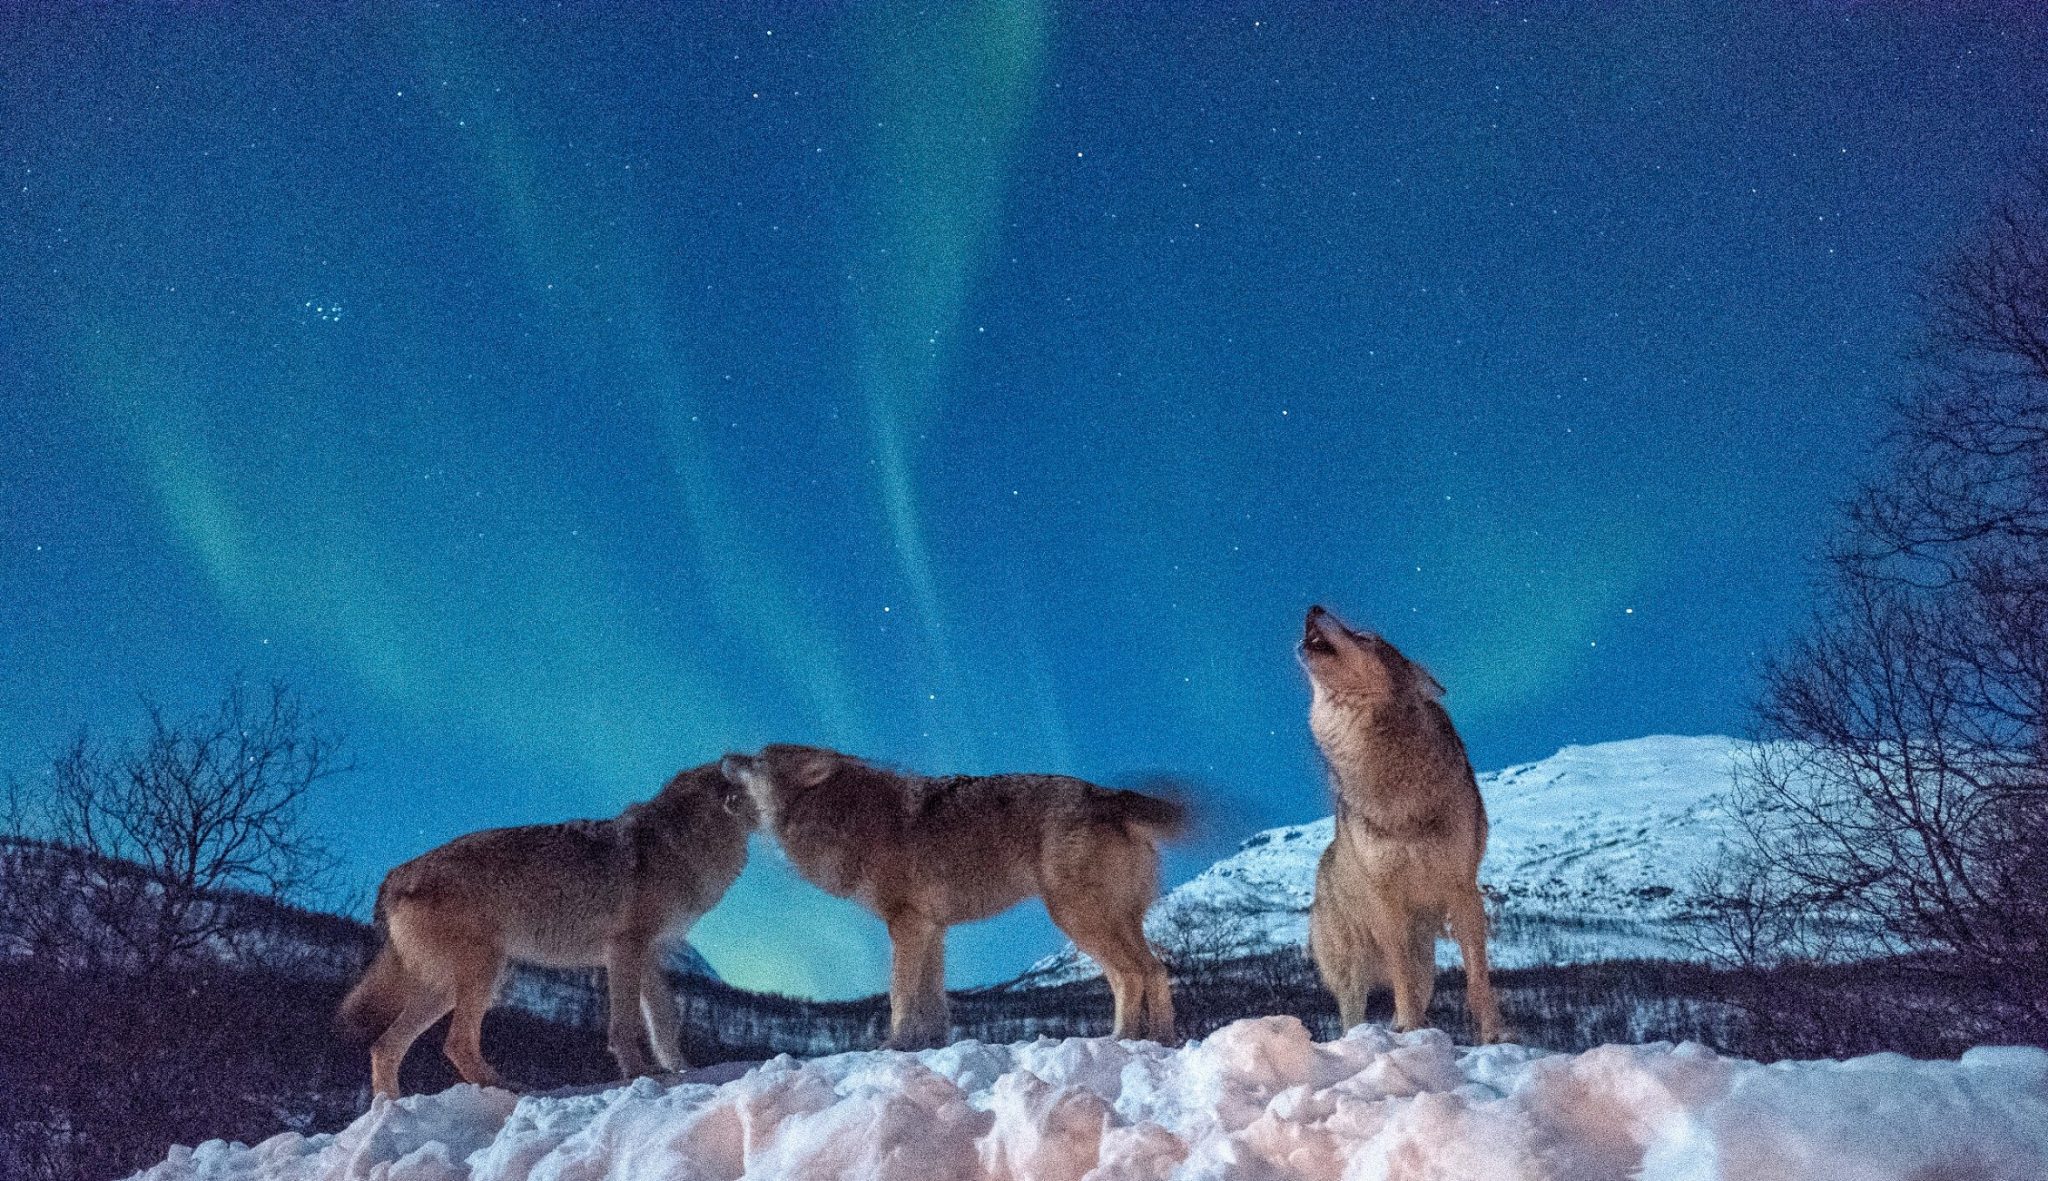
[4,3,2045,996]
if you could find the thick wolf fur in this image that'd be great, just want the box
[1299,605,1505,1042]
[336,764,755,1097]
[720,744,1183,1048]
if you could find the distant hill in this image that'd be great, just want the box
[0,836,719,1014]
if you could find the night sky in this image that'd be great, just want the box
[4,3,2045,997]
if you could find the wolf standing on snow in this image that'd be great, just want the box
[719,744,1183,1048]
[336,763,756,1097]
[1299,605,1505,1043]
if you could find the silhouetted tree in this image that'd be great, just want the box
[0,679,349,1179]
[1716,163,2048,1036]
[3,679,344,973]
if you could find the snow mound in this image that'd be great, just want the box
[133,1020,2048,1181]
[1031,735,1754,981]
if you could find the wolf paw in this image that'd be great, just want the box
[882,1029,948,1052]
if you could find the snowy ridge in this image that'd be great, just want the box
[1031,735,1750,981]
[0,836,718,1025]
[132,1018,2048,1181]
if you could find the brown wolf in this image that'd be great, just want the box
[718,744,1183,1047]
[335,763,756,1097]
[1299,605,1505,1043]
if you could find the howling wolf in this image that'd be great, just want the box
[719,744,1183,1047]
[336,763,756,1097]
[1299,605,1505,1042]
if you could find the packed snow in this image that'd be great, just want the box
[133,1017,2048,1181]
[1031,735,1757,982]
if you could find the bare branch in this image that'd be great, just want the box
[0,679,349,973]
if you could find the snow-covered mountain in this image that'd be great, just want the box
[1027,734,1751,982]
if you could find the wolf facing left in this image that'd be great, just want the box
[335,763,756,1097]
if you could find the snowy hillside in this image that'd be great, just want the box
[1031,735,1751,981]
[0,836,719,1015]
[132,1018,2048,1181]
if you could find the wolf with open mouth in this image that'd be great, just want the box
[1298,604,1506,1043]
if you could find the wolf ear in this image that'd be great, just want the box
[790,749,839,789]
[1412,663,1446,700]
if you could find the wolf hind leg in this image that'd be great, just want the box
[377,907,486,1095]
[1139,947,1176,1044]
[1053,824,1177,1042]
[1046,869,1173,1042]
[440,941,508,1089]
[1082,930,1169,1043]
[912,921,951,1045]
[370,979,453,1099]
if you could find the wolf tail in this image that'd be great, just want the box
[1107,788,1190,843]
[335,875,419,1043]
[335,942,412,1043]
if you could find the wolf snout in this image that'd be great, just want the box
[1302,605,1338,653]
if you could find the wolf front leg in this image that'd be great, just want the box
[605,934,659,1077]
[639,959,690,1072]
[1309,894,1378,1032]
[1361,895,1428,1033]
[1449,886,1505,1044]
[883,912,950,1049]
[1311,842,1390,1033]
[1406,910,1441,1022]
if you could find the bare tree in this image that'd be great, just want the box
[3,679,346,972]
[0,679,352,1180]
[1152,900,1262,978]
[1719,163,2048,1035]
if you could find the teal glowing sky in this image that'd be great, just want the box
[4,3,2044,996]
